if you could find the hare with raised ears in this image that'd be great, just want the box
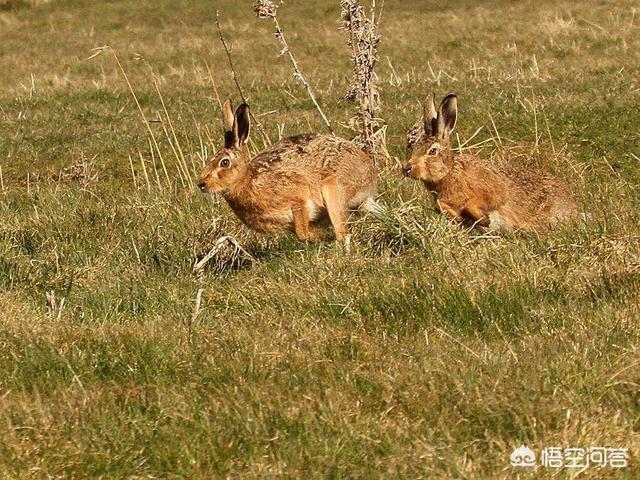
[198,100,378,242]
[403,93,578,232]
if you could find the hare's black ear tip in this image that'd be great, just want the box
[442,93,458,106]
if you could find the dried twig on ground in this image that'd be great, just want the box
[340,0,388,164]
[45,290,65,320]
[193,235,255,274]
[189,236,256,329]
[254,1,334,135]
[52,154,99,185]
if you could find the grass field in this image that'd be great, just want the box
[1,0,639,477]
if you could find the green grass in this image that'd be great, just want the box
[1,0,639,478]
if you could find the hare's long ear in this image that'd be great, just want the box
[222,99,236,148]
[435,94,458,140]
[234,103,251,145]
[423,92,438,135]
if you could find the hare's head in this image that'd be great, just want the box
[403,93,458,184]
[198,99,251,194]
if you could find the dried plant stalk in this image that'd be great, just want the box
[254,1,334,135]
[89,46,189,189]
[216,12,272,147]
[340,0,388,163]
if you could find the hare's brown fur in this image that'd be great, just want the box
[198,101,377,241]
[403,93,578,232]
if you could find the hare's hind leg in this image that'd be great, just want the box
[292,202,311,241]
[321,180,348,242]
[462,199,491,227]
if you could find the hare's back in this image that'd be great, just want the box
[503,166,578,224]
[250,134,321,173]
[251,133,375,178]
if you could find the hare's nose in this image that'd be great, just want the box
[402,165,412,176]
[197,181,207,192]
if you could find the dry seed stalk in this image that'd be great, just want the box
[340,0,388,164]
[148,66,191,184]
[216,12,272,147]
[254,1,334,135]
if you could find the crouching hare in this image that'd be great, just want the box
[198,100,378,242]
[403,93,578,232]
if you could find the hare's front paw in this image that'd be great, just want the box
[306,226,328,243]
[437,201,462,222]
[462,200,491,228]
[338,233,352,253]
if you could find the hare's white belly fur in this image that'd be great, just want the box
[270,199,323,227]
[306,198,324,221]
[488,211,512,232]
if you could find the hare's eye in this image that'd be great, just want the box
[219,158,230,168]
[428,147,438,156]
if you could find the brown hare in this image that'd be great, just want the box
[403,93,578,232]
[198,99,379,242]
